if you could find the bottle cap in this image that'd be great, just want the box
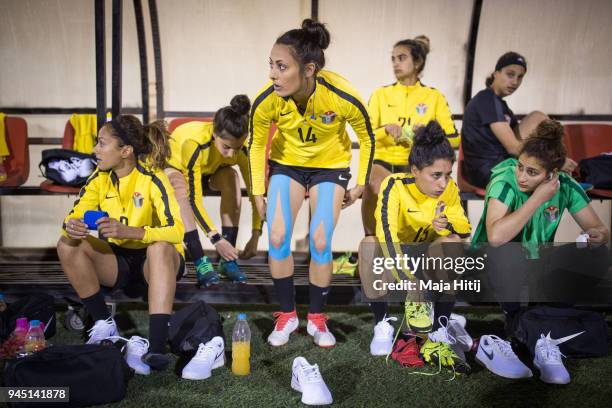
[29,320,40,327]
[237,313,247,320]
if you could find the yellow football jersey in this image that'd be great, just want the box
[369,81,459,166]
[168,121,261,233]
[375,173,470,268]
[248,70,375,196]
[62,164,184,254]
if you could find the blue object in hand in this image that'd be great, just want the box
[84,210,109,230]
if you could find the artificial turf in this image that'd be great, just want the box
[45,305,612,407]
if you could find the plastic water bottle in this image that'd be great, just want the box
[231,313,251,376]
[7,318,29,356]
[24,320,46,354]
[0,293,7,312]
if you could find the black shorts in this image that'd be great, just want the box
[373,159,410,174]
[268,160,351,191]
[105,244,185,297]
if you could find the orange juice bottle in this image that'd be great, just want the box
[231,313,251,376]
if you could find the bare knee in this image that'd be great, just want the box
[146,241,175,259]
[270,227,286,249]
[527,110,549,124]
[57,236,84,260]
[312,235,327,253]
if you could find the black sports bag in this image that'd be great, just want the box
[168,301,224,355]
[579,154,612,189]
[2,344,132,407]
[516,306,609,358]
[39,149,95,186]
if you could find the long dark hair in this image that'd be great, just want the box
[394,35,430,75]
[104,115,170,170]
[213,94,251,139]
[520,120,566,172]
[408,121,455,170]
[276,18,331,73]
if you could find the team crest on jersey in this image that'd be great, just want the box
[320,111,337,124]
[544,205,559,222]
[416,103,428,115]
[133,192,144,208]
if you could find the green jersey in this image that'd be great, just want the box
[472,158,590,250]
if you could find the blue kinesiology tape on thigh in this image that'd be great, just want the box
[309,182,336,264]
[267,174,293,260]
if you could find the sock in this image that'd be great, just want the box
[370,302,389,324]
[272,276,295,312]
[183,230,205,261]
[81,291,111,321]
[432,299,455,330]
[221,226,239,247]
[148,314,170,354]
[308,283,330,314]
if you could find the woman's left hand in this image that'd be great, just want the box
[342,185,364,209]
[561,157,578,174]
[239,230,261,259]
[97,217,141,240]
[584,227,609,245]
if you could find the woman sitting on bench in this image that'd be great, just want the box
[57,114,184,375]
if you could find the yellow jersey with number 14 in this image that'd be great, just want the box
[248,70,375,196]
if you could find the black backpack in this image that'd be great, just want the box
[0,293,56,342]
[516,306,609,358]
[579,154,612,189]
[168,301,224,355]
[39,148,95,186]
[2,344,132,407]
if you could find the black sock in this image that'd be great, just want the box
[148,314,170,354]
[81,291,111,321]
[184,230,205,261]
[433,299,455,330]
[308,283,330,314]
[221,226,239,247]
[272,276,295,312]
[370,302,389,324]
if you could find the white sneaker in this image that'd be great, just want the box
[267,311,299,347]
[370,315,397,356]
[476,334,532,379]
[291,357,333,406]
[533,331,583,385]
[447,318,473,360]
[182,336,225,380]
[124,336,151,375]
[306,313,336,348]
[58,161,78,183]
[450,312,466,328]
[86,317,119,344]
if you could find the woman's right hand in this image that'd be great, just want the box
[65,218,89,240]
[533,172,560,204]
[384,124,402,143]
[254,195,267,220]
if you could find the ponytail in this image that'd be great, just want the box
[143,120,171,170]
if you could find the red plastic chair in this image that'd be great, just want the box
[40,121,81,193]
[457,142,486,197]
[564,124,612,198]
[0,116,30,187]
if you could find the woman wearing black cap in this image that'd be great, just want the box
[461,52,576,188]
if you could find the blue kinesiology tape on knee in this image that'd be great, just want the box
[309,182,335,264]
[267,175,293,260]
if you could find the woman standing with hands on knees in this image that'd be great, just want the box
[248,19,375,348]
